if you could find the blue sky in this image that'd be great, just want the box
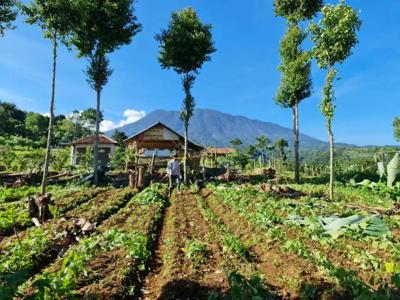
[0,0,399,146]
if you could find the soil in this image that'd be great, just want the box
[140,191,230,300]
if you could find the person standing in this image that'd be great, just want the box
[167,153,181,197]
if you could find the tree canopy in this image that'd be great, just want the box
[273,0,323,24]
[310,1,362,69]
[156,7,215,75]
[69,0,141,57]
[0,0,17,36]
[275,25,312,108]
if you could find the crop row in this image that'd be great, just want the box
[208,183,400,299]
[0,188,133,298]
[16,184,168,299]
[0,187,105,236]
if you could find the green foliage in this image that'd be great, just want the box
[0,101,26,137]
[310,1,362,69]
[69,0,141,58]
[393,117,400,142]
[185,240,208,268]
[0,0,17,36]
[321,68,337,124]
[225,151,250,170]
[109,146,126,171]
[230,138,243,150]
[111,130,128,146]
[274,138,289,162]
[275,24,312,108]
[85,50,113,92]
[21,0,74,40]
[0,227,50,297]
[273,0,323,23]
[156,7,215,75]
[386,153,399,188]
[24,112,49,140]
[32,229,148,299]
[135,184,168,205]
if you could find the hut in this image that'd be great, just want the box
[69,135,118,166]
[202,147,235,167]
[124,122,203,188]
[124,122,203,158]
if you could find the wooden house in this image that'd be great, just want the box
[124,122,203,158]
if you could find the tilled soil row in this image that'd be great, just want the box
[20,189,165,299]
[205,191,343,300]
[0,189,133,298]
[140,191,231,300]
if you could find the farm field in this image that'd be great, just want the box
[0,181,399,299]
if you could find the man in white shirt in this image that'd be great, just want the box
[166,153,181,197]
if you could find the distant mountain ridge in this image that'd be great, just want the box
[106,109,332,149]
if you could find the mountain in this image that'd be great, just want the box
[106,108,329,148]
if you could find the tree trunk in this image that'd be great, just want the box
[183,123,189,185]
[41,34,57,196]
[327,121,334,200]
[293,103,300,183]
[93,88,101,185]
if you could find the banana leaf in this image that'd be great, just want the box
[377,161,385,179]
[387,153,399,187]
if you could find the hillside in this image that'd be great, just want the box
[107,109,328,148]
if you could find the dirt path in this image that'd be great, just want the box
[140,191,229,300]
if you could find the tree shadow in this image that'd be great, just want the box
[157,279,222,300]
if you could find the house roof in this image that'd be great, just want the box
[124,122,203,151]
[69,134,118,146]
[204,147,235,155]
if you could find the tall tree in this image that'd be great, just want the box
[274,0,323,183]
[275,138,289,162]
[394,117,400,142]
[255,135,270,165]
[310,0,361,199]
[69,0,141,185]
[0,0,17,36]
[156,7,215,184]
[230,138,243,150]
[22,0,74,195]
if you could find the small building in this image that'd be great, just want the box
[124,122,203,158]
[69,135,118,166]
[202,147,235,167]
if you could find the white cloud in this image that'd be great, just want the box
[100,109,146,132]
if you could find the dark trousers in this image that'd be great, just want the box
[168,175,181,196]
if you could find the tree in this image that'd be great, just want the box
[21,0,74,195]
[230,138,243,150]
[274,0,322,183]
[111,130,128,147]
[0,101,26,136]
[156,7,215,184]
[310,0,361,199]
[255,135,270,166]
[394,117,400,142]
[275,138,289,162]
[25,112,49,139]
[0,0,17,36]
[80,108,103,132]
[69,0,141,185]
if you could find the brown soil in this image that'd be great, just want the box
[140,191,230,300]
[205,193,348,300]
